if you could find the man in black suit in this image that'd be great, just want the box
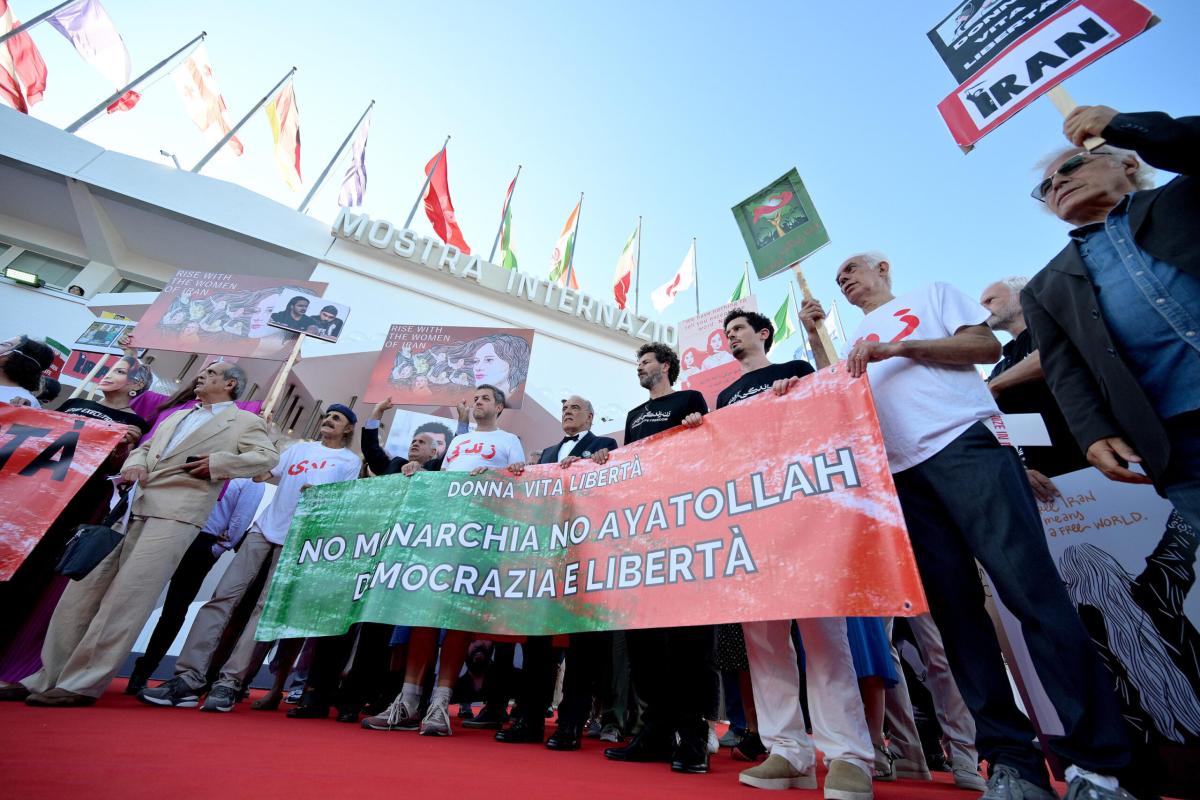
[360,397,456,475]
[1022,105,1200,535]
[493,394,619,749]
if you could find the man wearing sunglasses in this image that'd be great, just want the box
[1022,105,1200,541]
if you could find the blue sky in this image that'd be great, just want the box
[18,0,1200,347]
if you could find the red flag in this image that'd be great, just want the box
[423,148,470,254]
[0,0,48,113]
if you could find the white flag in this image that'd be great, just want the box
[651,241,695,312]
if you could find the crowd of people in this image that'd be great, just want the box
[0,105,1196,800]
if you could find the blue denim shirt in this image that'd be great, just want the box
[1073,195,1200,419]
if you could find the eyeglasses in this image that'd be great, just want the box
[1031,151,1110,202]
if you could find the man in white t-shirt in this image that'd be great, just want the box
[785,253,1133,800]
[364,384,524,737]
[139,404,362,713]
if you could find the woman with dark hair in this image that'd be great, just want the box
[0,356,154,684]
[270,295,312,333]
[0,335,55,407]
[468,334,532,398]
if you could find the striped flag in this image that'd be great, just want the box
[0,0,47,113]
[266,80,302,190]
[651,241,695,313]
[772,293,798,344]
[612,220,639,309]
[338,109,371,207]
[172,45,242,156]
[497,172,518,270]
[730,263,750,302]
[549,200,580,289]
[48,0,139,113]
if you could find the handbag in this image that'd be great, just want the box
[56,489,131,580]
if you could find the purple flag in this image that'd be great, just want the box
[49,0,139,112]
[338,111,371,208]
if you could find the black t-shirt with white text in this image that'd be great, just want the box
[56,398,150,434]
[716,360,814,409]
[624,389,708,444]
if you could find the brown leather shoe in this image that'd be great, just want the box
[24,688,96,707]
[0,681,31,702]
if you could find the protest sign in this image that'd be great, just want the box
[0,406,126,580]
[364,325,535,409]
[266,293,351,343]
[986,468,1200,795]
[732,169,830,281]
[72,319,135,355]
[928,0,1075,84]
[59,351,123,385]
[678,297,760,410]
[384,409,460,460]
[131,270,328,361]
[256,367,927,639]
[933,0,1157,151]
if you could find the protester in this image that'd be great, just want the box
[980,276,1087,495]
[36,378,61,406]
[360,396,456,475]
[131,359,265,441]
[601,343,715,775]
[0,362,277,707]
[797,253,1134,799]
[0,335,55,407]
[137,406,359,712]
[125,477,266,695]
[362,385,524,736]
[1021,105,1200,535]
[496,395,619,749]
[681,310,874,799]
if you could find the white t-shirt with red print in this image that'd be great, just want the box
[256,441,361,544]
[441,429,524,472]
[846,282,999,473]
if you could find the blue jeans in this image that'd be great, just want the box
[893,422,1130,788]
[1163,410,1200,534]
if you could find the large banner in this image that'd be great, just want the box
[364,325,536,409]
[131,270,328,361]
[934,0,1157,150]
[679,297,760,410]
[256,368,927,639]
[731,168,830,281]
[0,407,126,581]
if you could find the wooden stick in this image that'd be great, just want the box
[1046,86,1105,151]
[792,265,838,366]
[261,334,304,420]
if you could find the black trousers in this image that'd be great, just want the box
[625,624,716,743]
[510,636,562,726]
[133,533,221,678]
[556,631,616,728]
[893,422,1130,787]
[303,623,393,712]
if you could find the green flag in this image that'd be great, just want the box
[772,293,798,344]
[499,199,518,270]
[730,265,750,302]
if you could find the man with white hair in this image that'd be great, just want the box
[981,276,1088,492]
[1021,105,1200,537]
[794,254,1134,800]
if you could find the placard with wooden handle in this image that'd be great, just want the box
[792,265,838,366]
[1046,86,1106,151]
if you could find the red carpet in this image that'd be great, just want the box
[0,680,1007,799]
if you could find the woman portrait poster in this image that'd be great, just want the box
[364,325,535,408]
[130,270,328,361]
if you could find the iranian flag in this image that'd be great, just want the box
[266,80,302,191]
[549,200,580,289]
[612,220,639,310]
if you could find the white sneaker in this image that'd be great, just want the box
[739,754,818,790]
[707,726,720,755]
[419,694,452,736]
[952,761,987,792]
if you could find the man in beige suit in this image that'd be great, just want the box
[7,362,278,707]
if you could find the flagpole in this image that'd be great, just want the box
[488,165,521,263]
[297,99,374,213]
[565,192,583,287]
[692,237,700,315]
[634,216,642,316]
[0,0,75,47]
[191,66,296,173]
[406,135,450,228]
[65,32,208,133]
[788,281,800,330]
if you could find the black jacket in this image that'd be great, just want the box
[536,430,619,465]
[361,425,442,476]
[1021,111,1200,483]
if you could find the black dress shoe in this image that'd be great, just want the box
[671,736,710,774]
[461,703,509,729]
[124,671,149,696]
[336,709,360,723]
[604,730,673,762]
[287,702,330,719]
[546,723,582,751]
[494,718,546,744]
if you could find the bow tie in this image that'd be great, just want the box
[562,434,580,443]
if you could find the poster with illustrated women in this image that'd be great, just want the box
[131,270,328,360]
[364,325,535,409]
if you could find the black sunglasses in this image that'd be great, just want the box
[1031,151,1110,202]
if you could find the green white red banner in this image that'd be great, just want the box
[256,368,927,638]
